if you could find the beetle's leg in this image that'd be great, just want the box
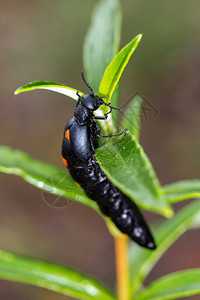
[93,115,107,120]
[76,91,82,101]
[93,107,112,120]
[76,92,82,107]
[97,128,127,139]
[106,107,112,115]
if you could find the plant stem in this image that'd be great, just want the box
[114,235,129,300]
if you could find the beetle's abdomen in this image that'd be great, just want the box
[76,158,156,249]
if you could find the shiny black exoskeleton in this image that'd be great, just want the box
[61,72,156,249]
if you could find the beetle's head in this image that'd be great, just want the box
[80,93,104,111]
[79,71,120,112]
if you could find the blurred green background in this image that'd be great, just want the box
[0,0,200,299]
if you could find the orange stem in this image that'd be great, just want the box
[114,235,130,300]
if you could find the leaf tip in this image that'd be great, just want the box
[14,89,20,95]
[137,33,143,41]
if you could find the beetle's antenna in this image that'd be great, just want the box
[81,71,94,94]
[102,100,120,110]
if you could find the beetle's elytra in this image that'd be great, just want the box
[61,72,156,249]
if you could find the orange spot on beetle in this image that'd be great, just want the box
[75,182,80,187]
[62,157,68,167]
[65,130,70,141]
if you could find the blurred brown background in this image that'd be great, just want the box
[0,0,200,299]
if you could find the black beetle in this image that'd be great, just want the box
[61,72,156,249]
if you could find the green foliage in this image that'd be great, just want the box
[135,269,200,300]
[83,0,121,133]
[164,179,200,202]
[129,200,200,296]
[0,0,200,299]
[121,94,143,141]
[98,34,142,102]
[96,131,172,217]
[83,0,121,94]
[0,146,97,212]
[15,81,83,100]
[0,249,116,300]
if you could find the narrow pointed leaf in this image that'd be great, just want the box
[0,249,116,300]
[96,131,172,217]
[15,81,84,100]
[98,34,142,101]
[121,94,143,141]
[0,146,98,212]
[164,179,200,203]
[135,269,200,300]
[83,0,121,132]
[129,200,200,296]
[83,0,121,94]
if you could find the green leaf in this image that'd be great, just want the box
[14,81,84,100]
[129,200,200,296]
[83,0,122,94]
[0,249,116,300]
[98,34,142,101]
[96,131,172,217]
[0,146,133,240]
[121,94,143,141]
[0,146,98,212]
[164,179,200,203]
[135,269,200,300]
[83,0,121,133]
